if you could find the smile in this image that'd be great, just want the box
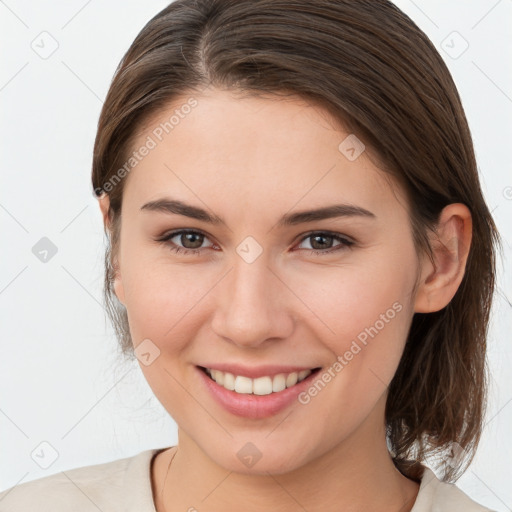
[202,366,320,395]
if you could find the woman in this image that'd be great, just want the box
[0,0,501,510]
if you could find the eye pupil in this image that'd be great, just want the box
[182,232,203,249]
[310,234,332,250]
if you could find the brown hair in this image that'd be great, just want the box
[91,0,502,483]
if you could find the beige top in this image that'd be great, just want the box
[0,447,495,511]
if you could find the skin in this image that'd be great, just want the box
[98,87,472,512]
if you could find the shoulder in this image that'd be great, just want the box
[0,448,164,512]
[414,466,496,512]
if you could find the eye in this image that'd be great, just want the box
[295,231,354,256]
[156,229,354,257]
[156,230,216,256]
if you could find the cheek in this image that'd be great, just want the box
[292,251,416,382]
[291,274,415,427]
[120,247,214,345]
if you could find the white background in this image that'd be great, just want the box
[1,1,511,510]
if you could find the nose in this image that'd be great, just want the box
[210,252,294,349]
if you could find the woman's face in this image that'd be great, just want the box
[111,88,424,473]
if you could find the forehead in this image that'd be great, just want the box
[122,88,409,222]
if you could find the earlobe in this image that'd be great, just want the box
[113,268,126,306]
[98,193,111,229]
[414,203,472,313]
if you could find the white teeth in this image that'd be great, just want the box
[272,373,286,392]
[223,372,235,391]
[298,369,310,381]
[205,368,314,394]
[253,376,273,395]
[285,372,298,387]
[212,369,224,385]
[234,375,253,394]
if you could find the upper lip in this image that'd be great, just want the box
[198,363,321,379]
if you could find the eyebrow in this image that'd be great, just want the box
[140,198,376,227]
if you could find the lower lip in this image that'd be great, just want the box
[196,366,321,419]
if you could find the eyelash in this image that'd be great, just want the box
[156,229,355,257]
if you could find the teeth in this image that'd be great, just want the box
[298,369,311,381]
[286,372,298,387]
[223,372,235,391]
[205,368,314,395]
[253,376,272,395]
[212,369,224,386]
[235,375,253,394]
[272,374,286,392]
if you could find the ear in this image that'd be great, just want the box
[98,193,111,228]
[414,203,472,313]
[97,194,126,305]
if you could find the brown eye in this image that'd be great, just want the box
[175,232,205,249]
[309,234,335,250]
[296,231,354,255]
[157,229,215,255]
